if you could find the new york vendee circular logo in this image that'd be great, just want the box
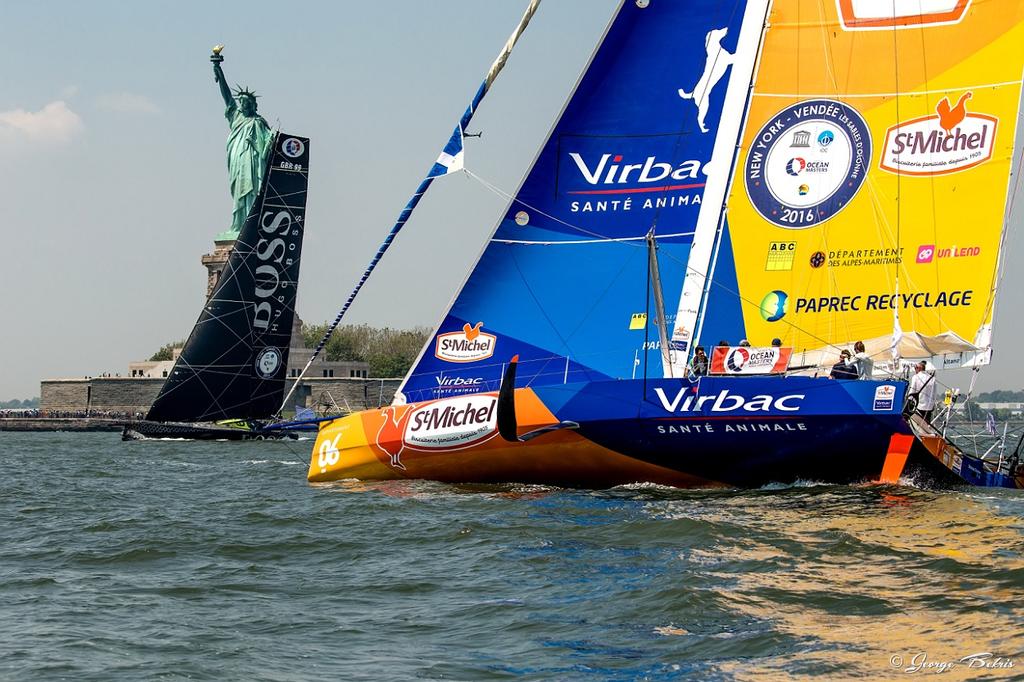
[745,99,871,230]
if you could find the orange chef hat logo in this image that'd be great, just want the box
[463,322,483,340]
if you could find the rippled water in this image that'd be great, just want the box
[2,432,1022,681]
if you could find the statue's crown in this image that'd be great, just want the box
[233,86,259,100]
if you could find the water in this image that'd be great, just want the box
[2,432,1022,681]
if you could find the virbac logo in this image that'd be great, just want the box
[760,291,788,322]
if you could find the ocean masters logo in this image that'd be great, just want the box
[746,100,871,229]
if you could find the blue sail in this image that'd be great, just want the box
[400,1,753,403]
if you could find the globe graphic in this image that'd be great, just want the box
[760,291,788,322]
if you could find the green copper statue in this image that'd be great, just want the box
[211,45,274,240]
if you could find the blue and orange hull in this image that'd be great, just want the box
[308,376,959,488]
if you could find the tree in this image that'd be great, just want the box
[300,322,431,377]
[149,341,185,362]
[0,397,38,409]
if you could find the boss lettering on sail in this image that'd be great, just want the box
[435,322,496,363]
[746,99,871,229]
[405,396,498,450]
[252,208,299,333]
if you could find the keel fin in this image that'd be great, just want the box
[497,355,579,442]
[497,356,521,441]
[880,434,915,484]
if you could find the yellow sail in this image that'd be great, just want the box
[723,0,1024,368]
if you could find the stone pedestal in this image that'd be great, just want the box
[201,238,236,300]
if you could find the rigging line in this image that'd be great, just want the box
[559,247,646,358]
[463,168,648,247]
[981,75,1024,331]
[753,80,1024,99]
[813,0,845,102]
[655,246,850,358]
[891,0,903,359]
[643,232,652,395]
[913,13,943,317]
[503,240,638,389]
[490,231,695,245]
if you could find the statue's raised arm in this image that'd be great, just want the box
[211,45,235,113]
[208,45,275,240]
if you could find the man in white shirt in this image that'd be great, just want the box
[851,341,874,380]
[909,361,937,422]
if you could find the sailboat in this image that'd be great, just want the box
[306,0,1024,487]
[123,132,312,441]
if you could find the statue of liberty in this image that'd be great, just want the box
[211,46,274,240]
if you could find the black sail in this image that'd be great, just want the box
[147,133,309,422]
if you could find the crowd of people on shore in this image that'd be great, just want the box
[0,409,144,420]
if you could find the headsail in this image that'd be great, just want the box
[147,133,310,422]
[678,0,1024,371]
[399,1,771,403]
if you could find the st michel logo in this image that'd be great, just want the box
[879,92,997,177]
[435,322,497,363]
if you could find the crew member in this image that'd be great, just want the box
[850,341,874,380]
[829,349,857,380]
[909,361,937,422]
[688,346,708,377]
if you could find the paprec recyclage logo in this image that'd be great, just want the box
[760,290,789,322]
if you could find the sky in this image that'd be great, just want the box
[1,0,1022,399]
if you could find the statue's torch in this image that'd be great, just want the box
[211,44,225,81]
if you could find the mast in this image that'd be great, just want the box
[646,231,673,378]
[669,0,772,376]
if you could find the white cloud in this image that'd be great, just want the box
[0,101,84,145]
[95,92,160,114]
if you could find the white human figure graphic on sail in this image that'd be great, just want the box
[678,27,735,133]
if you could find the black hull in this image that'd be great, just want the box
[121,421,299,442]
